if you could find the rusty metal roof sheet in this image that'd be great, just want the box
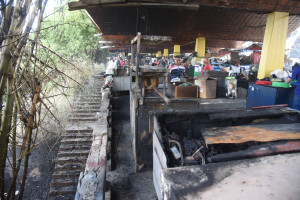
[203,123,300,144]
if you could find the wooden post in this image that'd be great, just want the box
[135,33,141,108]
[130,44,134,91]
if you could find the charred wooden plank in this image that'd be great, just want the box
[209,140,300,163]
[208,107,298,121]
[203,123,300,144]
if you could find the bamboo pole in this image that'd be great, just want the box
[0,65,15,199]
[18,83,40,199]
[11,103,18,199]
[6,84,40,200]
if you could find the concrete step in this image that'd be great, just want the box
[62,133,92,138]
[50,178,78,188]
[75,95,102,98]
[54,163,85,172]
[48,185,77,196]
[73,101,101,106]
[61,138,92,144]
[69,117,98,122]
[56,157,87,165]
[72,109,99,113]
[57,150,90,157]
[74,98,102,102]
[68,114,95,118]
[72,105,101,109]
[52,171,81,179]
[59,144,91,151]
[65,129,93,134]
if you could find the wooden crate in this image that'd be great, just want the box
[167,82,198,98]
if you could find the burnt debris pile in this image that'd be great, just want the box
[158,108,300,168]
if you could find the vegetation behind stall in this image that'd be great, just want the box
[0,1,107,199]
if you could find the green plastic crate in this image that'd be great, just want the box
[193,72,202,77]
[226,77,235,80]
[271,82,290,88]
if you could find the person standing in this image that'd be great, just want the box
[158,56,168,68]
[286,63,300,111]
[202,58,213,75]
[169,56,185,81]
[103,57,117,89]
[182,57,190,77]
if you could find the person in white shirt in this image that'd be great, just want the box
[103,57,118,89]
[106,57,117,75]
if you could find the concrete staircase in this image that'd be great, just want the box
[48,76,107,200]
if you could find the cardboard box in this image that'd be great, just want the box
[167,82,198,98]
[195,76,217,98]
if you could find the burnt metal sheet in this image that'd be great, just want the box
[203,123,300,144]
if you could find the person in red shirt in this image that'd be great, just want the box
[120,58,126,68]
[202,59,212,75]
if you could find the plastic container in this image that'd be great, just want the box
[194,65,200,72]
[271,82,290,88]
[255,80,272,85]
[226,77,235,80]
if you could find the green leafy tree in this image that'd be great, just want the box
[40,6,108,63]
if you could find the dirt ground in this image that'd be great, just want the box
[4,135,60,200]
[106,95,157,200]
[24,138,60,199]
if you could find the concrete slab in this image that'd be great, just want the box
[161,153,300,200]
